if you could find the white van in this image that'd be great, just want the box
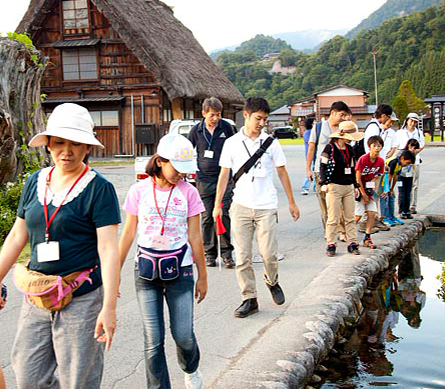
[134,118,237,182]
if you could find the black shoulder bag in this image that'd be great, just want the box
[232,136,275,188]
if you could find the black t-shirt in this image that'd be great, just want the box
[319,141,357,186]
[17,168,121,296]
[188,119,235,183]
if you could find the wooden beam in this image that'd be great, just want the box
[171,98,183,120]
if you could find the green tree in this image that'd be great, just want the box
[392,80,426,121]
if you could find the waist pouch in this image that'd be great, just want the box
[137,244,188,281]
[14,263,95,311]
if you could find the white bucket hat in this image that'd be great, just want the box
[29,103,104,148]
[157,134,197,174]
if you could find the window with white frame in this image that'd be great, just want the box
[62,48,97,80]
[63,0,89,29]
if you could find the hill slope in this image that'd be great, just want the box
[346,0,442,39]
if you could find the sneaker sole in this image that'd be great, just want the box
[234,307,259,318]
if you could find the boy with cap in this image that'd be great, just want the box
[319,121,363,257]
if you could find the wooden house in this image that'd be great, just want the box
[17,0,244,157]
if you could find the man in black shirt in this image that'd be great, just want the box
[188,97,236,268]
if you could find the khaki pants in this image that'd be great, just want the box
[315,173,345,235]
[230,203,278,300]
[325,184,357,245]
[411,164,420,209]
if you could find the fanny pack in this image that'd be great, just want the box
[137,244,188,281]
[14,263,95,311]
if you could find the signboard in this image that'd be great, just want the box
[135,124,155,144]
[433,104,442,131]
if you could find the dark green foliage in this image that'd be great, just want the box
[346,0,442,39]
[215,2,445,110]
[234,34,292,57]
[392,80,426,120]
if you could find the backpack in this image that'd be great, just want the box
[352,122,379,163]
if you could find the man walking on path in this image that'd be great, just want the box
[213,97,300,318]
[189,97,236,268]
[306,101,351,230]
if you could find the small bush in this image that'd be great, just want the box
[0,175,27,245]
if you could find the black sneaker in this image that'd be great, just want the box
[222,257,235,269]
[401,213,408,220]
[234,298,259,318]
[205,257,216,267]
[326,244,336,257]
[406,212,414,219]
[347,242,361,255]
[266,283,285,305]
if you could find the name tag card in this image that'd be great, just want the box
[152,235,170,250]
[366,181,375,189]
[344,168,352,175]
[397,181,403,187]
[204,150,214,159]
[37,241,60,262]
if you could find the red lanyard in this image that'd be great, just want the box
[43,165,89,242]
[152,179,175,236]
[336,142,350,168]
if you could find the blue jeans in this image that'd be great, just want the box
[302,161,316,191]
[135,265,200,389]
[380,193,395,219]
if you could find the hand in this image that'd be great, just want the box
[289,204,300,222]
[0,297,6,310]
[212,206,222,221]
[94,307,117,351]
[381,192,388,199]
[362,193,370,204]
[390,190,395,196]
[306,168,314,182]
[355,188,361,198]
[195,277,208,303]
[321,185,328,193]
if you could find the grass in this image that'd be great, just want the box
[425,135,444,143]
[278,138,305,146]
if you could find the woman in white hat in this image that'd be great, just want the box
[0,103,121,389]
[396,112,425,214]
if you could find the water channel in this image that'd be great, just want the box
[316,228,445,389]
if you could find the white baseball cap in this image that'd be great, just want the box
[29,103,104,148]
[157,134,197,174]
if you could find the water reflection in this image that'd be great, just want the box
[318,236,445,389]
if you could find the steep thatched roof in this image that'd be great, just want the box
[17,0,244,104]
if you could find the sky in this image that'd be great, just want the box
[2,0,387,52]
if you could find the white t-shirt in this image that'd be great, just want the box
[123,178,205,266]
[380,128,398,160]
[219,129,286,209]
[364,119,382,154]
[397,127,425,165]
[308,120,333,173]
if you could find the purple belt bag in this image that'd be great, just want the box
[137,244,188,281]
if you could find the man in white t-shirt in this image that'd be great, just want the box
[364,104,397,159]
[213,97,300,318]
[306,101,351,230]
[396,112,425,214]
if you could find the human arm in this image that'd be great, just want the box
[95,224,120,351]
[386,147,397,159]
[306,142,316,181]
[212,167,231,220]
[0,217,29,309]
[187,215,207,303]
[276,166,300,221]
[118,213,138,269]
[355,169,369,204]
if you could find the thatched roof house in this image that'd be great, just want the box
[17,0,243,157]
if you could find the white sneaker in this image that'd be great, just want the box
[301,189,309,195]
[185,369,203,389]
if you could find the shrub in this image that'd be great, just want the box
[0,175,27,245]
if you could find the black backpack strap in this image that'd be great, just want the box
[232,136,274,187]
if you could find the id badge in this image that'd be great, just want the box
[344,168,352,175]
[397,181,403,187]
[37,241,60,262]
[204,150,214,159]
[152,235,170,250]
[366,181,375,189]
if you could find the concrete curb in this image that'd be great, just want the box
[214,215,438,389]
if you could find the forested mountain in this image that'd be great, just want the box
[215,2,445,110]
[346,0,442,39]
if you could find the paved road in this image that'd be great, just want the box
[1,146,444,388]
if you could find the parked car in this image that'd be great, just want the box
[273,126,297,139]
[135,118,237,182]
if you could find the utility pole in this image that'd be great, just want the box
[372,47,378,106]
